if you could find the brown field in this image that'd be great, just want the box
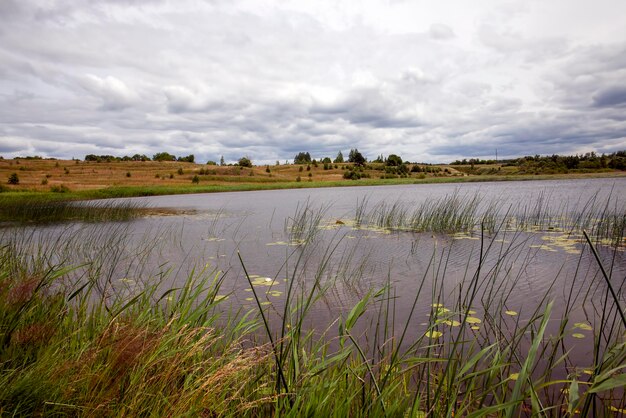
[0,158,464,192]
[1,158,625,195]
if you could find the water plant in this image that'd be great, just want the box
[0,195,144,224]
[0,196,624,416]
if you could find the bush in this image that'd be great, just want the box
[238,157,252,168]
[177,168,184,175]
[191,175,200,184]
[343,170,361,180]
[126,172,131,178]
[50,185,70,193]
[7,173,19,185]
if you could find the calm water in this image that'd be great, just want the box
[7,178,626,365]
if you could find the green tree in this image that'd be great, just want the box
[177,154,195,163]
[153,152,176,162]
[238,157,252,167]
[386,154,403,166]
[294,152,311,164]
[348,149,365,166]
[334,151,344,163]
[220,156,225,166]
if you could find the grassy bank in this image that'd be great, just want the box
[1,201,625,416]
[2,158,625,202]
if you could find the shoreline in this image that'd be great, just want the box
[2,170,625,202]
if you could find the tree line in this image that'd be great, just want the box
[451,151,626,171]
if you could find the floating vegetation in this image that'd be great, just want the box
[248,275,278,287]
[425,330,443,338]
[574,322,593,331]
[203,236,225,242]
[465,317,482,324]
[267,290,283,297]
[572,333,586,339]
[505,310,518,316]
[266,239,306,246]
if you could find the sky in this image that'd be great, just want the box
[1,0,625,164]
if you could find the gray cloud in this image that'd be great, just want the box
[1,0,625,164]
[593,86,626,108]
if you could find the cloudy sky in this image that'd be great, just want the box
[1,0,625,164]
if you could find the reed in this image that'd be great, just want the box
[0,198,624,416]
[0,194,143,224]
[353,190,626,244]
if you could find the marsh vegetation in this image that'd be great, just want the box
[1,180,625,416]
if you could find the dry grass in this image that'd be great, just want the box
[0,159,464,192]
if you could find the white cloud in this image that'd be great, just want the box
[78,74,139,110]
[0,0,625,163]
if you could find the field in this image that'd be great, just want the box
[2,158,625,199]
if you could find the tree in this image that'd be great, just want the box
[131,154,150,161]
[153,152,176,161]
[294,152,311,164]
[334,151,344,163]
[220,156,225,166]
[386,154,403,166]
[348,149,366,166]
[177,154,195,163]
[238,157,252,167]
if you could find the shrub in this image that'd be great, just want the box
[191,175,200,184]
[343,170,361,180]
[126,172,131,178]
[296,176,301,182]
[41,178,48,185]
[238,157,252,167]
[8,173,19,185]
[177,168,184,175]
[50,185,70,193]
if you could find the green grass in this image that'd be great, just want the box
[0,194,144,224]
[1,199,625,416]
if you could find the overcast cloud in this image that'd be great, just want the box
[1,0,625,163]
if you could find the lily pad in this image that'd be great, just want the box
[466,317,482,324]
[505,310,518,316]
[509,373,519,381]
[572,333,585,339]
[573,322,592,331]
[425,330,443,338]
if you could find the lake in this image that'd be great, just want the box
[4,177,626,378]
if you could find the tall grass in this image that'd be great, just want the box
[0,194,144,224]
[1,199,625,416]
[354,190,626,245]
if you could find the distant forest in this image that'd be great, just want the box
[2,150,625,171]
[450,151,626,172]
